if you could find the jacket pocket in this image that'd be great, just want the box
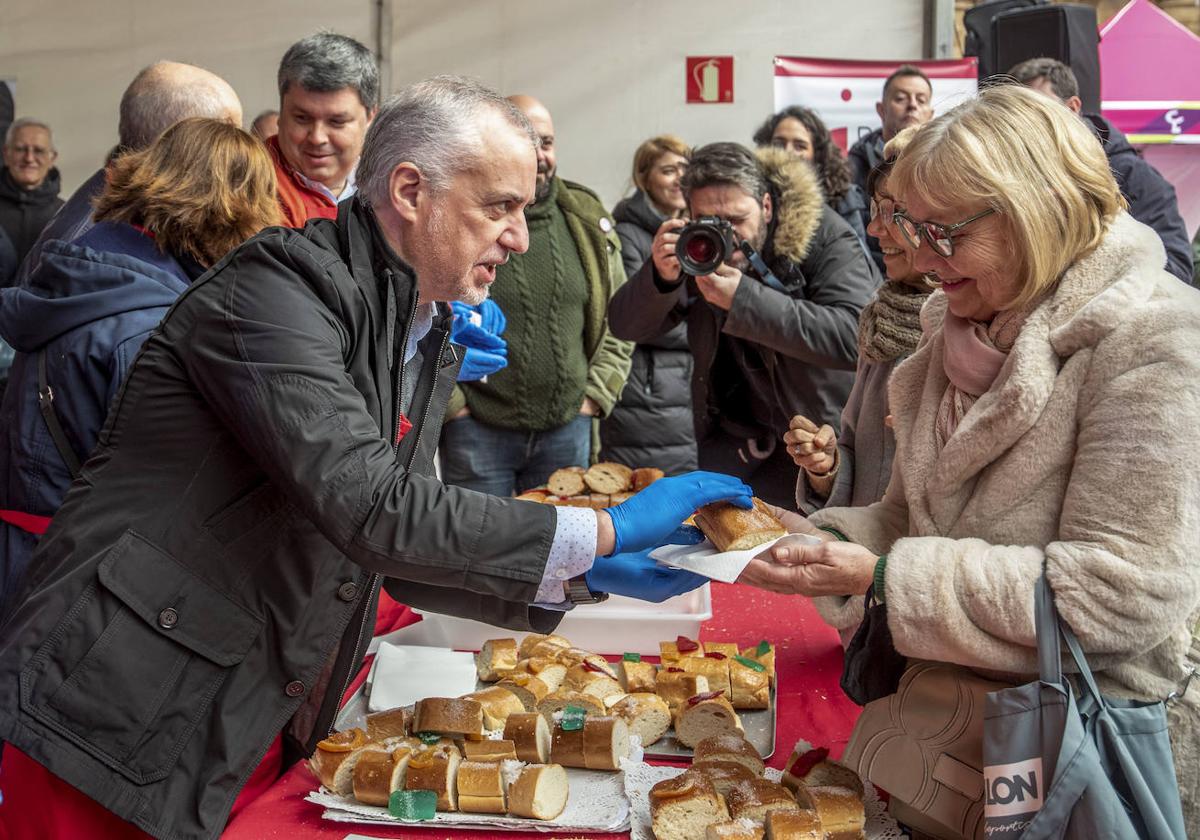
[20,530,263,784]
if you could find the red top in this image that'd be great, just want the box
[266,135,339,229]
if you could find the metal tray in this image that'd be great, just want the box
[642,679,777,761]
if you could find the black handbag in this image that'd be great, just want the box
[840,584,908,705]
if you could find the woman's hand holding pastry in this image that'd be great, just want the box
[784,415,837,475]
[738,538,878,597]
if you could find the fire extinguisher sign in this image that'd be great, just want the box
[686,56,734,104]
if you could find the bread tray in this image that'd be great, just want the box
[307,762,630,833]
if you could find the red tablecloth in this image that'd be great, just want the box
[221,583,861,840]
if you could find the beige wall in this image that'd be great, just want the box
[1,0,927,205]
[387,0,927,207]
[0,1,375,194]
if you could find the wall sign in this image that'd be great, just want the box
[686,56,733,104]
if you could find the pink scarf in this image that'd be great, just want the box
[935,309,1026,449]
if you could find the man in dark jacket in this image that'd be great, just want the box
[0,76,747,839]
[846,66,933,272]
[0,118,63,265]
[609,143,880,507]
[10,61,243,288]
[1011,57,1194,284]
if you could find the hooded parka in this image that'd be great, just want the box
[0,222,200,619]
[0,199,563,840]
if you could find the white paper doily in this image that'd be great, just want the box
[621,753,901,839]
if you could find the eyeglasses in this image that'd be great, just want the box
[869,197,898,223]
[894,208,996,258]
[7,145,53,159]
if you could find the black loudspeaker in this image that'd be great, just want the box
[994,4,1102,113]
[963,0,1048,79]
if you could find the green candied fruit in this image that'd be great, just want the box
[623,652,641,662]
[416,731,441,744]
[389,789,437,820]
[734,655,766,673]
[755,640,771,657]
[560,704,588,731]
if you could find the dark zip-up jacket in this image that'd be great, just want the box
[0,198,562,839]
[0,165,63,265]
[1086,113,1193,285]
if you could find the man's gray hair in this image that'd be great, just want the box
[681,142,769,204]
[4,117,54,150]
[357,75,537,208]
[119,62,233,151]
[278,32,379,111]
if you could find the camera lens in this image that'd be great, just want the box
[685,236,717,265]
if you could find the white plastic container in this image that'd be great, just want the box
[404,584,712,656]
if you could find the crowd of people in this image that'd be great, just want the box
[0,29,1196,840]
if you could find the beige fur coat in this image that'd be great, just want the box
[809,212,1200,825]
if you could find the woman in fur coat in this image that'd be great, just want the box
[741,85,1200,834]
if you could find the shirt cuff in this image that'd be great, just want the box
[533,506,599,608]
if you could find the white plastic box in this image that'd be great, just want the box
[402,584,712,656]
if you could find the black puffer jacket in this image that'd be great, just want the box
[600,190,697,473]
[0,199,562,839]
[0,165,63,264]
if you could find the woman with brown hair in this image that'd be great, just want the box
[753,106,870,251]
[0,117,280,620]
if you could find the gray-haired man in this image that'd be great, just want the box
[271,31,378,225]
[9,60,242,287]
[0,75,749,838]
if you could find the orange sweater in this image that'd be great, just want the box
[266,135,339,228]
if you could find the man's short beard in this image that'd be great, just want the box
[535,168,555,203]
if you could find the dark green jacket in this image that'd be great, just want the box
[446,178,632,453]
[0,199,562,839]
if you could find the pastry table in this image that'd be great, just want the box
[221,582,862,839]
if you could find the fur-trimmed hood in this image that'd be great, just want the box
[756,147,825,264]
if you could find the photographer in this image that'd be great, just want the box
[608,143,879,505]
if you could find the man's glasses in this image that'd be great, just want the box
[7,145,53,159]
[893,208,996,258]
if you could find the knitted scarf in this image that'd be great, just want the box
[857,281,931,364]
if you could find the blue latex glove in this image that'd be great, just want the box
[451,303,508,382]
[452,299,507,336]
[606,470,754,555]
[586,527,708,602]
[458,345,507,381]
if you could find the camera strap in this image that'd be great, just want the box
[739,242,790,295]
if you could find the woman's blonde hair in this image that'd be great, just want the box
[888,84,1123,308]
[94,118,281,267]
[631,134,691,193]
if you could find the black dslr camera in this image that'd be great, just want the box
[675,216,738,276]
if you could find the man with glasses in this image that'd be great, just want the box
[0,118,62,266]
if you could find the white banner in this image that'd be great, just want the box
[773,57,979,154]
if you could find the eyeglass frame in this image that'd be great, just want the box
[892,207,997,258]
[5,144,55,159]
